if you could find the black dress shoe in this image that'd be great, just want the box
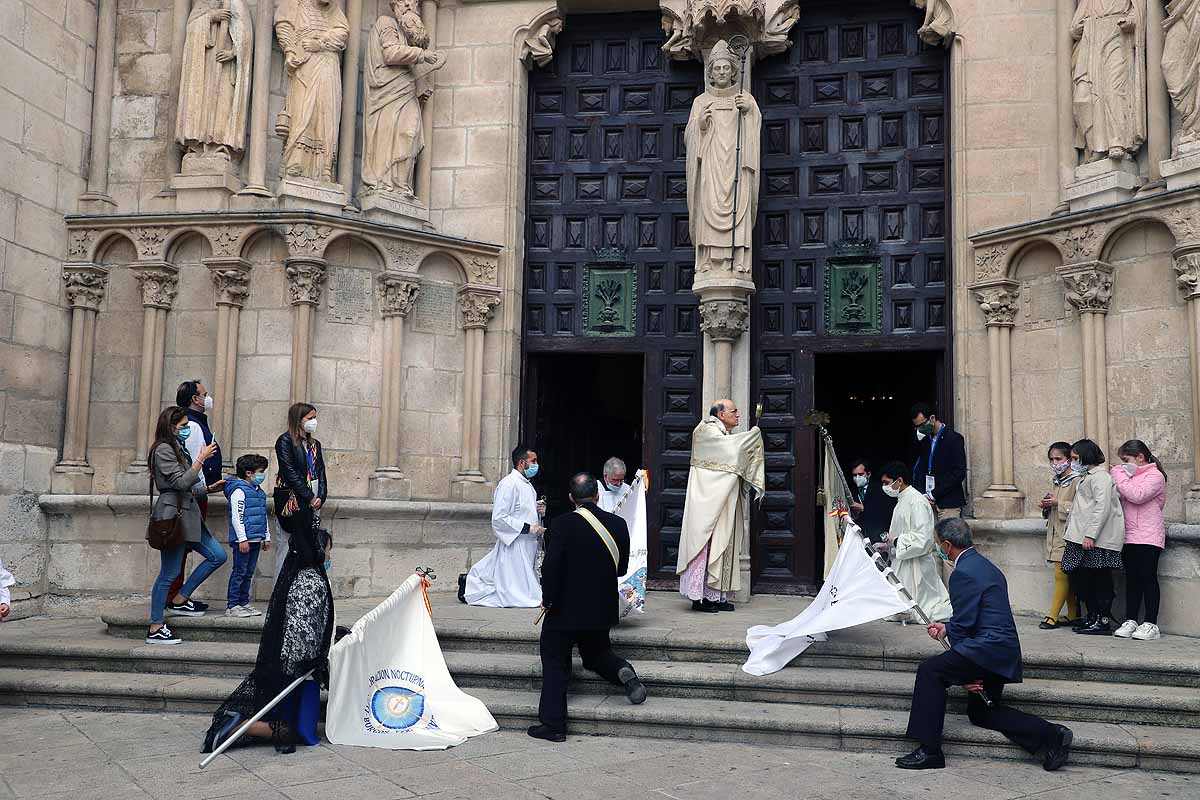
[1043,725,1073,771]
[691,599,719,613]
[618,665,647,704]
[1071,614,1093,631]
[457,573,467,604]
[527,724,566,742]
[714,601,736,612]
[895,746,945,770]
[1076,617,1112,635]
[202,710,244,753]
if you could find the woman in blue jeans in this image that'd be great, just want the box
[146,407,225,644]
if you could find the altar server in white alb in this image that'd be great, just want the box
[597,457,630,513]
[877,461,953,623]
[463,445,546,608]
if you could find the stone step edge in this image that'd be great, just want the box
[99,612,1200,683]
[6,637,1200,718]
[0,668,1194,772]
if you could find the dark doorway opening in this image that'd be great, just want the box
[813,350,943,486]
[523,353,645,521]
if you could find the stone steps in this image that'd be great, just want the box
[4,627,1199,729]
[0,667,1196,773]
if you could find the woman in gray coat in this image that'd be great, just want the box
[147,407,224,644]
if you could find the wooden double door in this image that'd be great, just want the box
[521,3,950,592]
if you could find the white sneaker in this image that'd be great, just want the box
[242,605,263,616]
[1112,619,1138,638]
[224,605,254,618]
[1132,622,1162,641]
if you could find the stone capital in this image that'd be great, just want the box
[467,255,499,284]
[1173,244,1200,302]
[281,223,333,259]
[1058,261,1115,314]
[133,261,179,310]
[205,258,252,308]
[972,280,1020,327]
[284,257,328,306]
[130,226,168,260]
[1055,224,1106,265]
[973,244,1009,280]
[457,286,502,329]
[699,297,750,341]
[377,272,422,318]
[207,225,252,258]
[62,264,108,311]
[67,228,96,261]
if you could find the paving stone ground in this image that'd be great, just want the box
[1,707,1197,800]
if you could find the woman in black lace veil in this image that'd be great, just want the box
[202,512,334,754]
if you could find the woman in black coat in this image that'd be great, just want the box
[273,402,328,542]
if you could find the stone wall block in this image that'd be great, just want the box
[89,355,138,402]
[307,356,338,404]
[370,546,470,595]
[109,94,156,139]
[11,295,70,351]
[0,37,68,118]
[335,360,381,407]
[312,318,374,362]
[253,309,293,355]
[0,140,58,209]
[322,450,374,497]
[235,354,291,403]
[451,86,508,127]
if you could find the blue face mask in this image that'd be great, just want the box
[524,463,539,479]
[251,472,266,486]
[323,560,332,571]
[935,543,950,562]
[177,426,191,441]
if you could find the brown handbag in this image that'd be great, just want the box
[146,476,185,551]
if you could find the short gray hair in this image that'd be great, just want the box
[935,517,973,549]
[602,457,626,478]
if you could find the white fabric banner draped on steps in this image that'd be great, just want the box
[327,573,498,750]
[742,522,915,676]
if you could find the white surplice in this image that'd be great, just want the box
[464,469,542,608]
[889,485,953,622]
[596,481,630,514]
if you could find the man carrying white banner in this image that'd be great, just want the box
[597,457,648,618]
[327,572,498,750]
[743,520,915,676]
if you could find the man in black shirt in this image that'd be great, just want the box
[848,458,896,548]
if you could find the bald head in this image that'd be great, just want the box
[710,399,740,431]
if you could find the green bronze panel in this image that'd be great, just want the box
[583,265,637,336]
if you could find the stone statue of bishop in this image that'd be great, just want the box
[175,0,254,165]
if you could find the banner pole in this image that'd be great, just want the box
[199,669,315,769]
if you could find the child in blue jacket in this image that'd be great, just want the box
[224,454,272,617]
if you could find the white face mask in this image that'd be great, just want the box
[915,430,927,442]
[853,474,869,489]
[881,481,901,498]
[202,394,214,411]
[303,418,318,434]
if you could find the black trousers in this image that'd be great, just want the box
[1123,544,1162,624]
[906,649,1056,755]
[1069,567,1114,619]
[538,627,629,733]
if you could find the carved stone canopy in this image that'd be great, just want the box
[973,280,1020,327]
[699,297,750,341]
[62,265,109,311]
[377,272,422,318]
[1058,261,1115,314]
[285,257,328,306]
[457,286,502,329]
[133,262,180,310]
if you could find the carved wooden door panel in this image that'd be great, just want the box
[751,3,950,591]
[522,13,705,584]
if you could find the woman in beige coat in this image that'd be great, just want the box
[1062,439,1125,635]
[146,407,222,644]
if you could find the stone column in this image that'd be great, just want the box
[52,265,109,493]
[454,287,502,492]
[415,0,438,205]
[207,259,252,450]
[1054,0,1076,213]
[699,297,750,401]
[78,0,118,211]
[164,0,192,180]
[337,0,365,202]
[973,280,1024,516]
[370,272,421,499]
[1060,261,1115,447]
[121,263,179,485]
[1145,0,1171,186]
[286,258,328,404]
[1172,243,1200,520]
[240,0,276,197]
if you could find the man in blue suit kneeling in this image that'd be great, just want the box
[897,517,1074,771]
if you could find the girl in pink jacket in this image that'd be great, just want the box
[1110,440,1167,641]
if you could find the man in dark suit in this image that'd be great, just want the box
[910,402,967,517]
[528,472,648,742]
[898,517,1073,771]
[848,458,896,547]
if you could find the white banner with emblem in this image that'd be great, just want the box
[742,522,914,676]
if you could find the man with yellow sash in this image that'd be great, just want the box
[676,400,766,612]
[529,473,647,742]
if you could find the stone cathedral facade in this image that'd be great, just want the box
[2,0,1200,632]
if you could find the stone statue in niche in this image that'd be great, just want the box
[362,0,446,198]
[175,0,253,169]
[274,0,349,183]
[684,39,760,275]
[1163,0,1200,147]
[1070,0,1147,162]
